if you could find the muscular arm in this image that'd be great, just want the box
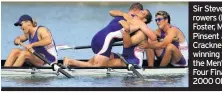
[139,24,157,41]
[155,29,161,38]
[130,31,147,45]
[14,34,28,45]
[147,28,177,49]
[119,20,146,48]
[16,34,28,42]
[122,30,146,48]
[155,29,178,42]
[109,10,133,21]
[31,27,52,47]
[109,10,143,33]
[109,10,124,17]
[119,20,132,48]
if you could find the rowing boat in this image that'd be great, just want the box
[1,67,188,76]
[1,60,188,77]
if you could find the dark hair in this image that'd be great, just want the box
[155,11,171,24]
[129,2,143,10]
[145,9,152,24]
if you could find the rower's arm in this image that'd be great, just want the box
[119,20,147,48]
[155,29,161,38]
[155,29,178,42]
[109,10,124,17]
[16,34,28,42]
[130,31,147,45]
[31,27,52,47]
[148,28,176,49]
[119,20,132,48]
[109,10,133,21]
[139,24,157,41]
[119,20,130,31]
[14,34,28,45]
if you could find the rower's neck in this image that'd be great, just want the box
[29,26,38,36]
[163,24,171,33]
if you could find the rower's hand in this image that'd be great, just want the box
[173,37,179,42]
[24,44,34,51]
[119,20,130,33]
[123,13,132,22]
[14,37,21,46]
[139,40,149,49]
[123,25,130,33]
[128,19,136,25]
[129,18,142,25]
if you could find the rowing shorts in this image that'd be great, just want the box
[156,48,187,66]
[113,52,143,68]
[91,30,123,58]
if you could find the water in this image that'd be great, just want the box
[1,2,188,87]
[2,73,188,87]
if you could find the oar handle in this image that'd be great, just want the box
[19,43,72,78]
[19,43,51,65]
[19,43,35,53]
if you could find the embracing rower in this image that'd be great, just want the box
[107,8,155,68]
[4,14,58,67]
[63,3,156,67]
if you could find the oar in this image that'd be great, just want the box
[20,43,73,78]
[56,42,123,50]
[116,53,144,80]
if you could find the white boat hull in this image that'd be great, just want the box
[1,68,188,77]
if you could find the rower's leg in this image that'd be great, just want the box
[64,57,95,67]
[107,53,125,67]
[146,49,155,67]
[12,50,44,67]
[63,57,70,66]
[145,39,157,67]
[108,59,126,67]
[4,48,22,67]
[160,44,182,67]
[93,54,109,67]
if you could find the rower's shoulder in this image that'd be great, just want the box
[37,26,51,36]
[38,26,49,33]
[168,27,179,34]
[170,26,181,32]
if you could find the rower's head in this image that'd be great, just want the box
[14,14,37,34]
[155,11,171,29]
[129,2,143,14]
[136,9,152,24]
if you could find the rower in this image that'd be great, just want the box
[63,3,156,67]
[4,14,58,67]
[108,9,155,68]
[140,11,188,67]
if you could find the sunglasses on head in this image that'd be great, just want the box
[155,18,164,22]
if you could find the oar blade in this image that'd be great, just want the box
[56,45,73,50]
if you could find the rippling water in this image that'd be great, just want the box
[2,72,188,87]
